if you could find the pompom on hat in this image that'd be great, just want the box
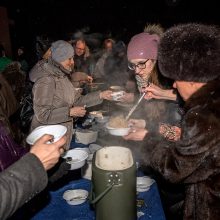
[127,32,160,60]
[158,23,220,82]
[51,40,74,63]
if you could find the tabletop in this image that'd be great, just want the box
[31,177,166,220]
[29,115,166,220]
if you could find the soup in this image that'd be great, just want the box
[108,115,128,128]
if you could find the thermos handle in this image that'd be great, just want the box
[90,182,114,204]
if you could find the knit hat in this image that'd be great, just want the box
[158,23,220,82]
[127,33,160,61]
[51,40,74,63]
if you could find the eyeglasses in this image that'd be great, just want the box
[128,59,149,71]
[75,47,85,51]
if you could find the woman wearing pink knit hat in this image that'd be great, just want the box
[122,24,183,135]
[126,24,178,101]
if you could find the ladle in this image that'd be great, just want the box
[125,92,146,121]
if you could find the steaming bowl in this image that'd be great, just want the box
[105,123,130,136]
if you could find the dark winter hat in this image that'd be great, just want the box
[51,40,74,63]
[158,23,220,82]
[127,33,160,60]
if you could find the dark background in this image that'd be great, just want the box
[1,0,220,56]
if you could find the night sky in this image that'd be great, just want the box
[1,0,220,53]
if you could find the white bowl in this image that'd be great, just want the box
[74,147,90,154]
[63,189,88,205]
[26,125,67,145]
[62,149,89,170]
[136,176,155,192]
[106,123,130,136]
[111,91,125,101]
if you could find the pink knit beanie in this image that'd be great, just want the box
[127,33,160,60]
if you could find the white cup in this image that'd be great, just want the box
[111,91,125,101]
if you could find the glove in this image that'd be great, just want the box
[48,157,71,183]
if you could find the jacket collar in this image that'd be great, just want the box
[48,58,72,77]
[184,79,220,111]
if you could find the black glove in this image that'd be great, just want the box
[48,157,71,183]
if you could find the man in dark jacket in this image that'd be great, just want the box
[0,134,66,220]
[73,39,92,75]
[123,23,220,219]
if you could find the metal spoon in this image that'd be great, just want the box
[125,92,146,121]
[69,196,88,201]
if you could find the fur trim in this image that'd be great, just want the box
[144,23,164,37]
[158,23,220,82]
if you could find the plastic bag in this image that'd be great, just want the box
[20,82,34,132]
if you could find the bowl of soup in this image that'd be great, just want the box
[105,115,130,136]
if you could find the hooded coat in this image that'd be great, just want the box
[30,58,103,148]
[139,80,220,219]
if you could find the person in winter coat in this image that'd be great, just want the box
[0,133,66,220]
[124,23,220,220]
[103,40,129,89]
[0,44,12,73]
[16,46,29,73]
[30,40,112,148]
[73,39,92,75]
[123,24,182,133]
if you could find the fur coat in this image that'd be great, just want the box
[140,80,220,220]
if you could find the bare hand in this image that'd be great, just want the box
[123,128,148,141]
[30,134,67,170]
[100,90,113,100]
[87,76,93,83]
[128,119,146,129]
[143,84,177,101]
[70,106,86,117]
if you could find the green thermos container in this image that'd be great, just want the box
[91,146,137,220]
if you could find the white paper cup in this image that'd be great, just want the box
[111,91,125,101]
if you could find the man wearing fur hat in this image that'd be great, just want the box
[124,23,220,219]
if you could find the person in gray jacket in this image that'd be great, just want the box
[0,134,66,220]
[30,40,112,148]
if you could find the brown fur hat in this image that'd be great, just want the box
[158,23,220,82]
